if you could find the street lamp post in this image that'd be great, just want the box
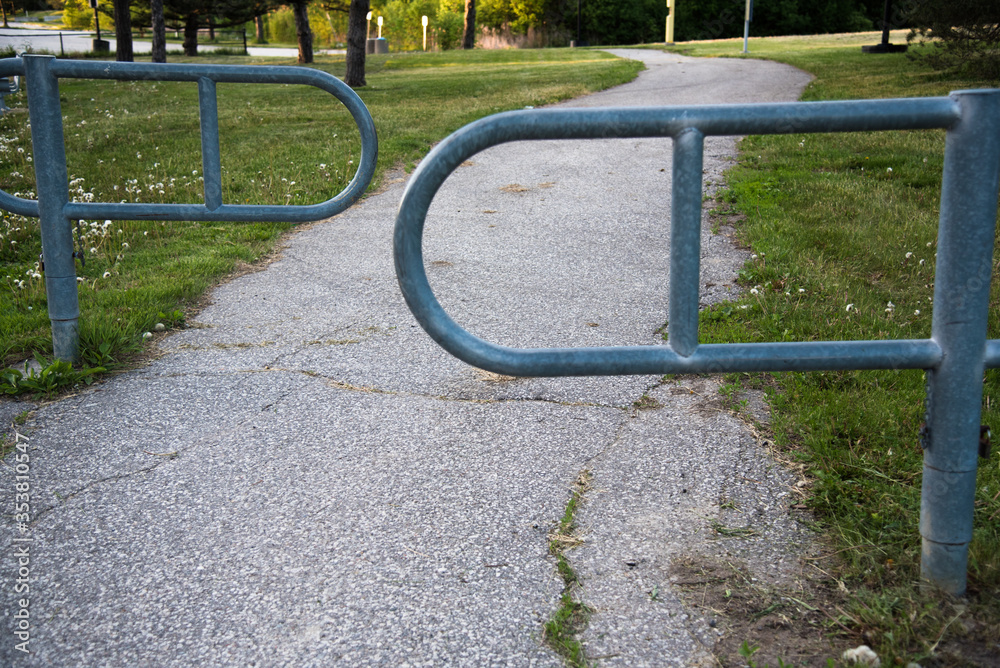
[366,11,372,41]
[377,15,383,39]
[422,15,428,51]
[665,0,674,45]
[742,0,752,53]
[861,0,908,53]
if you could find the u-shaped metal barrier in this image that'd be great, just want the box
[393,91,1000,596]
[0,54,377,361]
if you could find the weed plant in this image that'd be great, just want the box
[667,31,999,664]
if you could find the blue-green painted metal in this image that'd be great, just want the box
[0,73,18,114]
[0,54,377,363]
[393,90,1000,596]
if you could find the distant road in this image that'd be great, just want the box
[0,28,345,58]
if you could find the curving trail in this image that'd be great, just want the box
[1,50,814,666]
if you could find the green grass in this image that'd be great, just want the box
[544,469,593,667]
[0,48,641,369]
[664,31,1000,665]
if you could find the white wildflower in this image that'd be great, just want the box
[842,644,880,667]
[846,303,854,312]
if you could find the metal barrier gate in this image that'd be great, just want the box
[393,91,1000,596]
[0,54,378,362]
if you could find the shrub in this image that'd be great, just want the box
[908,0,1000,79]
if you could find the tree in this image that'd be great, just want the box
[254,14,266,42]
[292,0,313,63]
[151,0,166,62]
[462,0,475,48]
[158,0,274,56]
[344,0,369,87]
[908,0,1000,79]
[113,0,134,62]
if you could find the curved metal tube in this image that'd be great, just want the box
[393,99,962,377]
[0,57,377,222]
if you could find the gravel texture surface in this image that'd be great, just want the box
[2,50,814,665]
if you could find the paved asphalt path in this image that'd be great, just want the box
[2,50,813,665]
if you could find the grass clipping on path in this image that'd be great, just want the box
[0,49,641,367]
[665,31,1000,666]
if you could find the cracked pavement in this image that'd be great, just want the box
[2,50,815,665]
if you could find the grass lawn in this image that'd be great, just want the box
[663,30,999,666]
[0,48,641,371]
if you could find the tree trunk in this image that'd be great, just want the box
[292,0,313,64]
[462,0,476,49]
[344,0,369,87]
[183,14,199,56]
[208,16,215,41]
[2,1,8,30]
[151,0,166,62]
[113,0,134,61]
[255,15,266,43]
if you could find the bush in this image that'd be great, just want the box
[908,0,1000,79]
[434,10,463,50]
[266,7,297,45]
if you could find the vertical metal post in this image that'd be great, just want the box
[668,128,704,357]
[23,55,80,363]
[742,0,752,53]
[921,89,1000,595]
[665,0,675,44]
[197,77,223,211]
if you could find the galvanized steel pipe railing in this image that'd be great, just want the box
[393,90,1000,596]
[0,54,378,362]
